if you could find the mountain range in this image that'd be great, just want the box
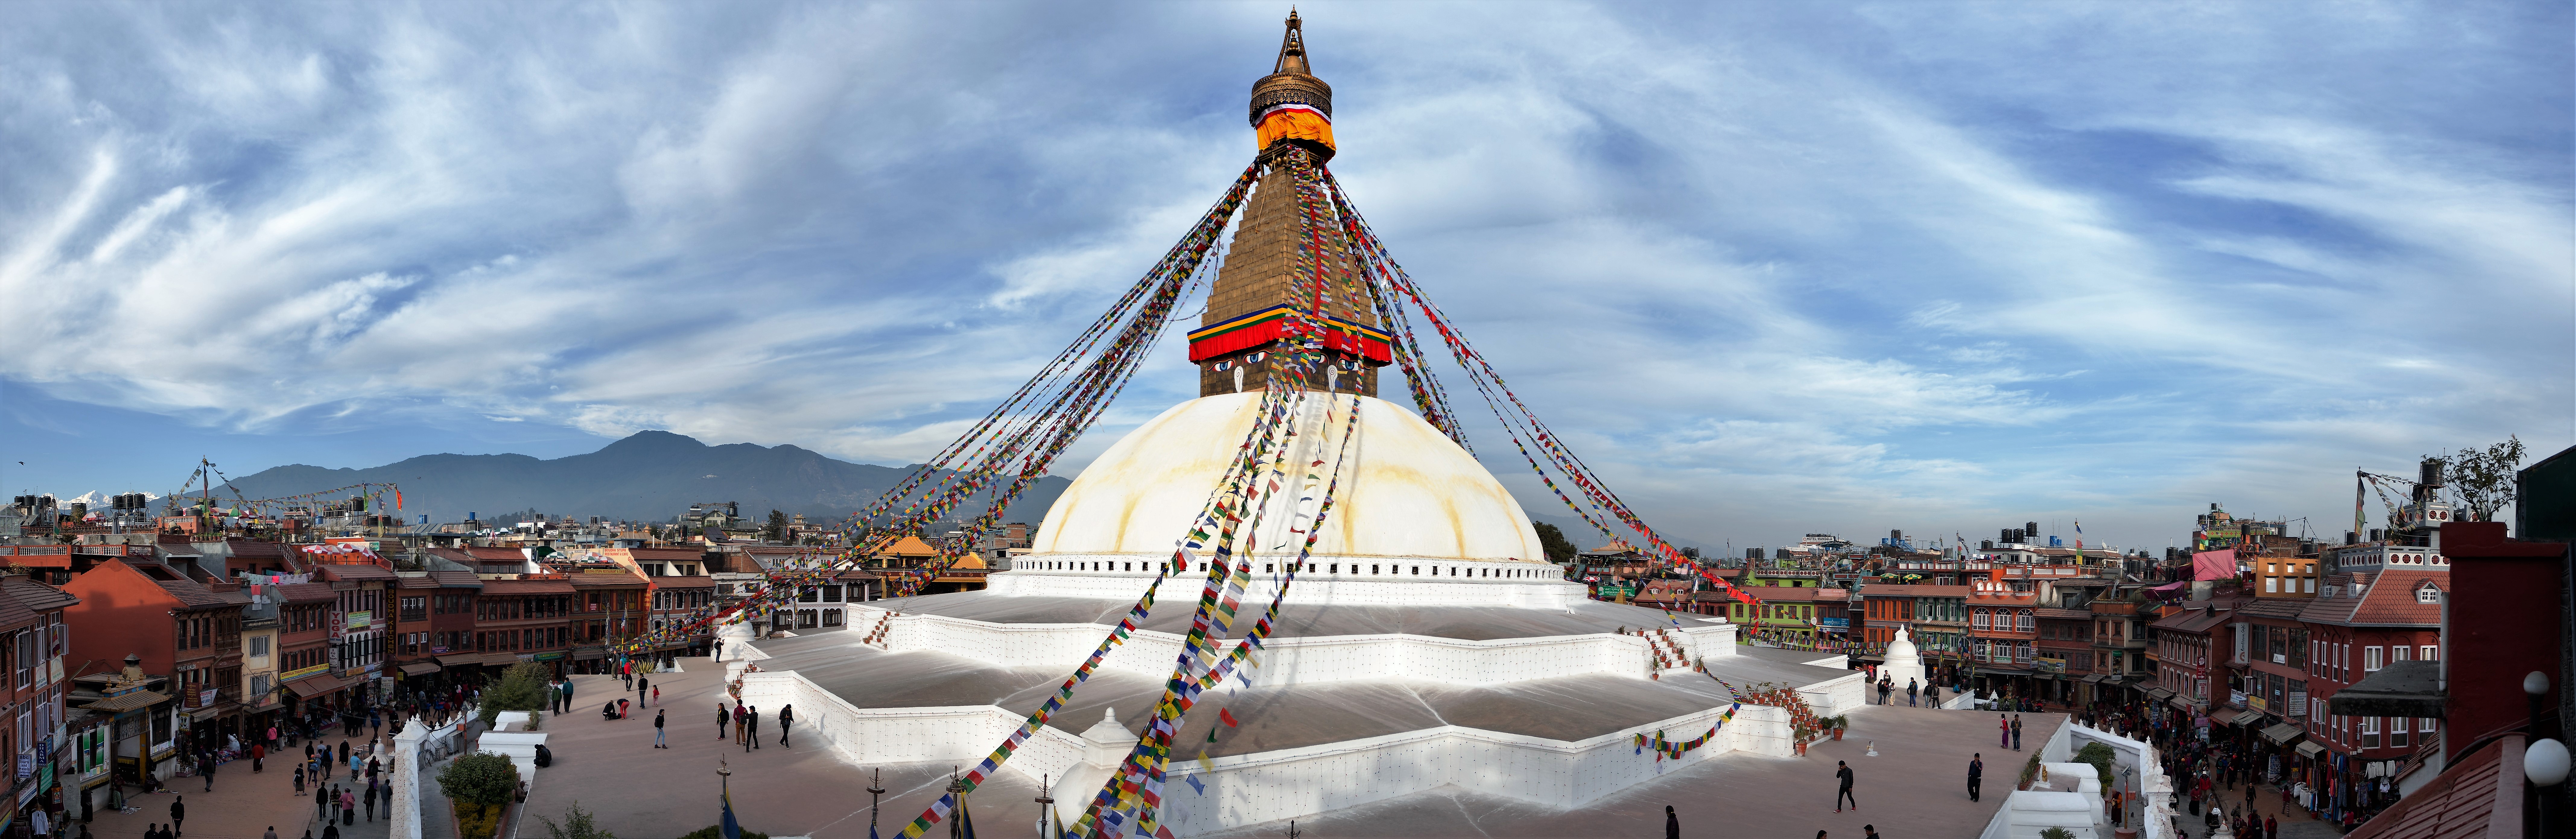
[215,430,1069,527]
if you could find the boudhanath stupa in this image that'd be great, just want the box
[726,13,1866,836]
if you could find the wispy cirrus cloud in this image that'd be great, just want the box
[0,1,2564,550]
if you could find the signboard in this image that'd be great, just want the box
[2287,691,2306,716]
[2034,656,2067,674]
[430,646,450,655]
[2247,695,2268,713]
[2231,690,2247,707]
[1815,616,1850,630]
[346,611,373,630]
[281,663,330,682]
[533,651,566,662]
[196,689,216,707]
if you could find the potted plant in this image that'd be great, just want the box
[1825,716,1849,741]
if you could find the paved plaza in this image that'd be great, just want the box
[84,736,396,839]
[511,656,2080,839]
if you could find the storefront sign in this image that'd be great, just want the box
[2231,690,2247,707]
[346,611,373,630]
[281,663,330,682]
[197,689,216,707]
[2034,656,2067,673]
[2288,691,2307,716]
[1815,617,1850,630]
[533,651,566,662]
[430,646,450,655]
[2248,695,2268,713]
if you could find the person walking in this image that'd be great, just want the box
[2012,714,2024,751]
[1906,680,1919,707]
[169,798,184,838]
[377,781,392,818]
[2263,814,2276,839]
[654,709,667,748]
[718,702,730,740]
[732,703,746,745]
[1663,805,1679,839]
[1928,683,1942,708]
[1967,753,1984,802]
[1876,678,1891,706]
[264,828,277,839]
[316,784,331,823]
[777,705,793,747]
[745,706,761,752]
[320,822,338,839]
[1833,760,1857,812]
[200,754,216,791]
[1999,714,2011,748]
[1863,826,1881,839]
[252,742,264,773]
[340,786,356,826]
[293,764,306,796]
[362,779,377,822]
[637,676,650,708]
[652,684,660,707]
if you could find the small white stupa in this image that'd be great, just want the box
[1879,625,1928,699]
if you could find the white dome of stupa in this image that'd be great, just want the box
[1031,391,1548,564]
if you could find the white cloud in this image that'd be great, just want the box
[0,1,2562,551]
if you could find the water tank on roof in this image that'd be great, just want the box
[1982,540,1994,550]
[2025,521,2039,536]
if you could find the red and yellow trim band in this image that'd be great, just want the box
[1187,305,1390,364]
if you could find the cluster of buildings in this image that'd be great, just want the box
[0,491,951,834]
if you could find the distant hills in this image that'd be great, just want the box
[217,430,1069,527]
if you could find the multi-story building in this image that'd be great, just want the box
[1965,574,2038,698]
[2034,605,2095,704]
[271,582,353,724]
[59,558,245,759]
[2149,602,2225,712]
[2296,568,2445,820]
[1,576,76,830]
[1722,584,1844,646]
[2088,596,2155,706]
[390,569,484,690]
[648,574,720,654]
[316,563,396,684]
[567,570,648,673]
[1857,584,1971,682]
[471,578,577,669]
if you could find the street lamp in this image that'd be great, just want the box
[868,768,886,835]
[1035,774,1054,839]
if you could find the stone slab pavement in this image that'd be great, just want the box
[1187,703,2055,839]
[517,659,2069,839]
[84,740,397,839]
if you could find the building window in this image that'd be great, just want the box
[2361,716,2380,748]
[2419,645,2438,661]
[2415,585,2439,604]
[2363,646,2383,672]
[249,636,269,657]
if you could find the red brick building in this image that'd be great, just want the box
[2296,567,2446,818]
[470,578,576,670]
[567,570,648,673]
[1,576,75,830]
[270,582,353,722]
[58,559,246,749]
[390,570,482,690]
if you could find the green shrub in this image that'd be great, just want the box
[456,803,505,839]
[481,663,554,728]
[437,752,520,808]
[2075,741,2118,788]
[677,827,769,839]
[2039,828,2076,839]
[540,802,615,839]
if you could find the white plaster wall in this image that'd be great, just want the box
[984,565,1586,609]
[1797,672,1869,718]
[853,607,1738,688]
[389,719,427,839]
[735,665,1812,837]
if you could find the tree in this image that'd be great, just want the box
[2440,435,2527,522]
[1531,521,1577,564]
[479,662,553,728]
[436,752,520,808]
[540,802,616,839]
[763,509,789,542]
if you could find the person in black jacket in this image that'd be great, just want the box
[1968,753,1984,802]
[744,707,761,751]
[1663,806,1679,839]
[777,705,793,747]
[654,709,667,748]
[169,797,184,837]
[1834,761,1857,812]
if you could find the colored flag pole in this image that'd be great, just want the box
[719,760,742,839]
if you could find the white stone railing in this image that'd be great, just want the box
[851,605,1737,687]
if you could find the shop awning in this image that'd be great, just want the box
[2295,741,2327,759]
[2207,707,2243,726]
[2081,674,2107,684]
[398,662,443,677]
[434,655,483,667]
[2148,687,2176,700]
[481,652,529,666]
[83,690,170,713]
[2168,695,2202,711]
[2260,723,2305,745]
[571,647,606,661]
[284,672,356,698]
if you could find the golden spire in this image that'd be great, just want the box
[1273,8,1311,76]
[1249,9,1334,161]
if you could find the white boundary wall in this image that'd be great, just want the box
[736,669,1804,836]
[985,566,1584,609]
[849,605,1739,686]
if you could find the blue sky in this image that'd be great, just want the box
[2,2,2567,553]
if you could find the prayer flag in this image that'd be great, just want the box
[1184,775,1205,795]
[1218,708,1239,727]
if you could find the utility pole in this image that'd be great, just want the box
[868,768,885,835]
[1034,774,1053,839]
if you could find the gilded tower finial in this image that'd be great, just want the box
[1250,9,1334,161]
